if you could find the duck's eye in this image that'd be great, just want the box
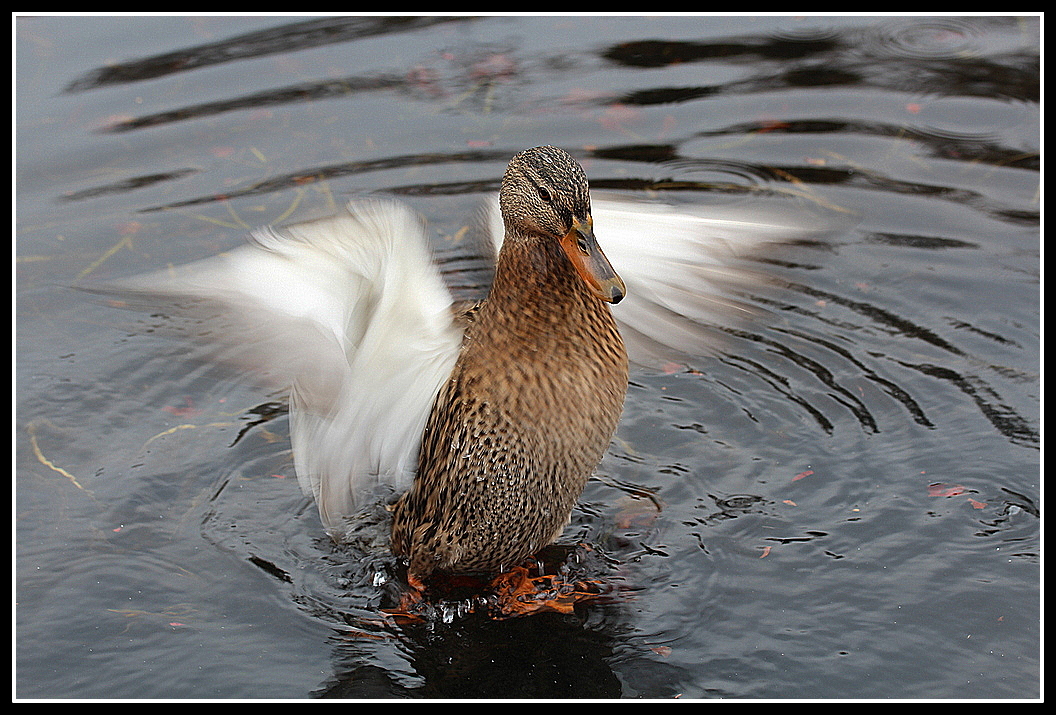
[536,186,552,203]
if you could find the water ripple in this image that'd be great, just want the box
[874,17,984,60]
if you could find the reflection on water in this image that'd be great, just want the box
[64,16,467,93]
[16,15,1039,699]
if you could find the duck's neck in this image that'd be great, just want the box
[487,232,595,321]
[464,230,625,373]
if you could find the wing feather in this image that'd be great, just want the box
[96,200,463,531]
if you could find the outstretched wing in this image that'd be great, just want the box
[97,200,463,531]
[484,192,848,369]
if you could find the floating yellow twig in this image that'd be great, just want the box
[223,200,253,231]
[143,422,235,449]
[77,231,134,279]
[188,213,247,231]
[273,187,306,224]
[27,421,85,491]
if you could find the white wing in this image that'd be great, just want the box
[484,192,847,368]
[101,200,463,533]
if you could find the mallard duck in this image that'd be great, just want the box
[101,145,840,585]
[390,146,628,580]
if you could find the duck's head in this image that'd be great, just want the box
[499,146,626,304]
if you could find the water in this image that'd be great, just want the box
[15,15,1040,699]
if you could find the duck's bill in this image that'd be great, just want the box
[561,218,626,304]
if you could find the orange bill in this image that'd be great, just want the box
[560,216,626,304]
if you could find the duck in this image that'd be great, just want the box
[390,146,628,581]
[99,145,842,586]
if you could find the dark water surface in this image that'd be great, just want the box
[16,15,1040,699]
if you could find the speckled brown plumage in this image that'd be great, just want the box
[390,146,629,581]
